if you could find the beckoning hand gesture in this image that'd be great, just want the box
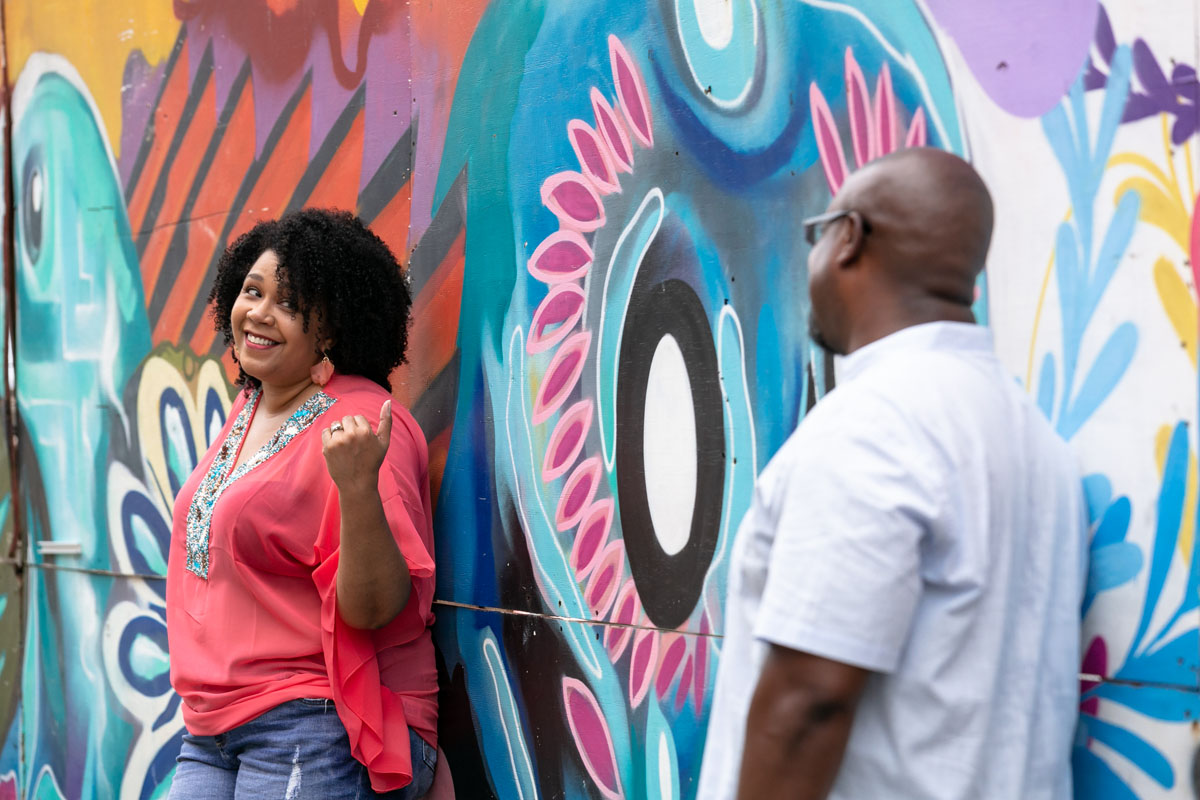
[322,400,392,491]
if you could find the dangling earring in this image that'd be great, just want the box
[311,353,333,386]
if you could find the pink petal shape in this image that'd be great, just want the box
[874,62,897,155]
[905,107,927,148]
[609,35,654,148]
[542,400,593,481]
[674,655,694,713]
[563,678,626,800]
[571,498,614,580]
[604,580,641,660]
[528,230,594,284]
[569,119,621,194]
[693,616,710,710]
[542,171,606,232]
[556,456,603,530]
[629,629,659,708]
[585,540,625,618]
[528,283,587,354]
[592,88,634,173]
[844,48,875,167]
[655,633,688,699]
[1190,190,1200,296]
[810,83,849,195]
[533,331,592,425]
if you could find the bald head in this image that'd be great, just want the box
[835,148,993,304]
[806,149,993,355]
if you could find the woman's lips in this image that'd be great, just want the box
[244,332,280,350]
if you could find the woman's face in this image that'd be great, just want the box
[230,249,323,390]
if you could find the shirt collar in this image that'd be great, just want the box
[836,321,994,382]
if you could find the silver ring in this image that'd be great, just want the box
[330,422,344,433]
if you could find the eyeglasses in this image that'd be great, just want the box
[802,209,869,245]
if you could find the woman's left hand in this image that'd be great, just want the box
[322,400,392,492]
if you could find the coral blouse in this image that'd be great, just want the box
[166,372,437,792]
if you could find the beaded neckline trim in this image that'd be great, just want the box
[184,388,336,579]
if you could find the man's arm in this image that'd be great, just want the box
[735,645,869,800]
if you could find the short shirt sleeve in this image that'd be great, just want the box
[753,391,943,673]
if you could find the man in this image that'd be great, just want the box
[697,148,1087,800]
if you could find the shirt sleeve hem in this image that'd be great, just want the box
[755,625,900,674]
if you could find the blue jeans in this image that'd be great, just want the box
[168,698,436,799]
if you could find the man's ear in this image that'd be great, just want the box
[833,210,868,269]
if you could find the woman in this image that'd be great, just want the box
[166,209,437,798]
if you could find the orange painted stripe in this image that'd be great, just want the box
[128,39,191,238]
[140,74,218,301]
[304,108,365,211]
[154,213,226,345]
[366,177,411,260]
[191,79,257,221]
[427,427,452,509]
[226,87,313,242]
[191,87,313,356]
[391,230,464,409]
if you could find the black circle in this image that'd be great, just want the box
[616,277,724,629]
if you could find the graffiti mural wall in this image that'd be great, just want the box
[0,0,1196,797]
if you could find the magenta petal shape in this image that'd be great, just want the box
[556,456,602,531]
[906,106,927,148]
[655,633,688,699]
[585,540,625,618]
[571,498,614,580]
[844,48,875,168]
[528,230,593,284]
[604,580,640,660]
[609,35,653,148]
[533,331,592,425]
[629,629,659,709]
[568,119,621,194]
[542,170,605,232]
[874,62,897,155]
[591,88,633,173]
[674,655,693,713]
[562,678,626,800]
[528,283,587,354]
[810,82,848,195]
[542,400,593,481]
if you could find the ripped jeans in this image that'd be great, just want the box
[167,698,437,800]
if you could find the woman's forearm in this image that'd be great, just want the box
[335,483,411,629]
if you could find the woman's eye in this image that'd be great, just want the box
[243,286,260,297]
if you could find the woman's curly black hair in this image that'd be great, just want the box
[208,208,411,392]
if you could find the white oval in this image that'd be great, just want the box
[692,0,734,49]
[643,334,696,557]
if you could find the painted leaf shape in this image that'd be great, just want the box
[533,331,592,425]
[528,282,586,354]
[592,87,634,172]
[542,400,593,482]
[556,455,602,531]
[810,82,848,194]
[542,171,606,232]
[562,678,626,800]
[844,48,875,167]
[629,629,659,708]
[905,106,927,148]
[528,230,593,284]
[609,34,653,148]
[572,498,614,580]
[604,579,640,660]
[585,540,626,618]
[874,61,897,155]
[568,119,620,194]
[655,633,688,698]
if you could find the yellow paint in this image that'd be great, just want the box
[6,0,181,157]
[1153,257,1198,365]
[352,0,370,14]
[1155,424,1198,563]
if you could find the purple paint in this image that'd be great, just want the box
[924,0,1099,118]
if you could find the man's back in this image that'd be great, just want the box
[699,322,1086,799]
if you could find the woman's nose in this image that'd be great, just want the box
[245,300,271,324]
